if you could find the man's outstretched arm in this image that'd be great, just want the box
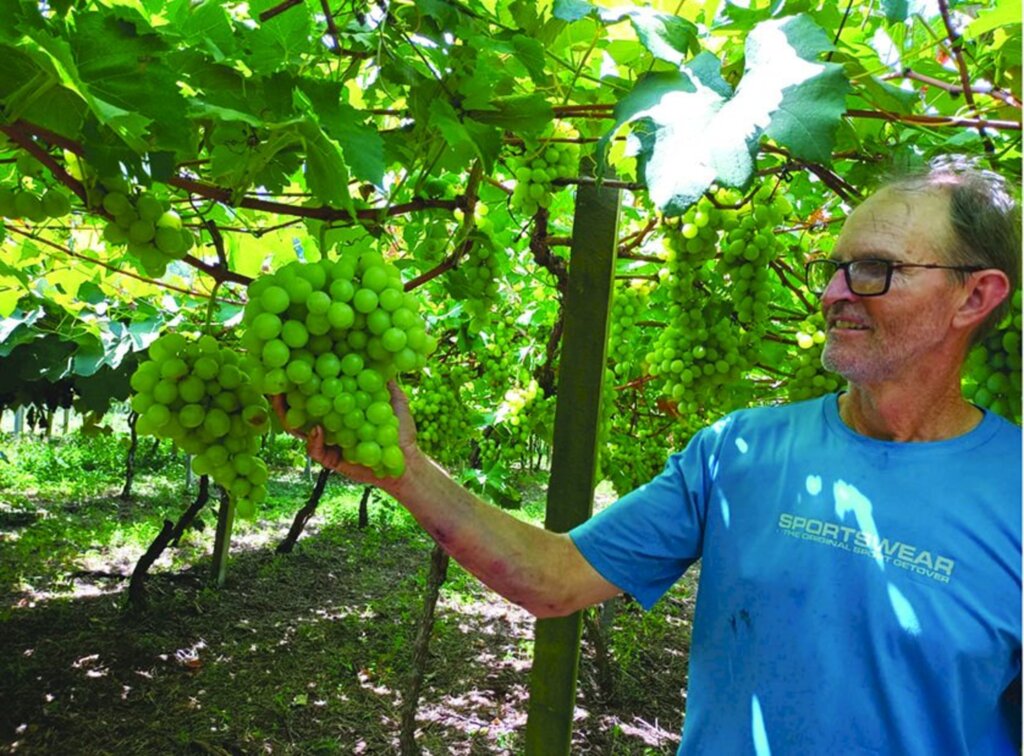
[291,385,622,619]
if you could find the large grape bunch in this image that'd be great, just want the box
[129,333,272,518]
[0,152,73,223]
[241,251,436,477]
[609,282,653,382]
[96,178,195,277]
[509,129,580,216]
[786,316,841,402]
[411,364,478,468]
[962,290,1022,423]
[715,191,791,328]
[647,299,753,422]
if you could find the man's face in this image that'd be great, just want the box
[820,187,964,385]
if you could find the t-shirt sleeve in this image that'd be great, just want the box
[569,429,715,609]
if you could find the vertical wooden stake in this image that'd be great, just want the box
[210,489,234,587]
[524,165,620,754]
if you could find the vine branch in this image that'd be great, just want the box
[5,225,242,304]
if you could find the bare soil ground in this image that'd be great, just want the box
[1,490,697,755]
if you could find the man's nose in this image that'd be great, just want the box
[820,267,858,310]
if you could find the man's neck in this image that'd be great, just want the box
[839,381,983,442]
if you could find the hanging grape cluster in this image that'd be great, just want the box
[0,186,72,223]
[715,193,790,328]
[509,129,580,216]
[97,178,195,277]
[608,283,653,382]
[129,333,272,518]
[648,202,753,419]
[454,235,502,335]
[962,290,1022,423]
[786,315,841,402]
[602,420,682,497]
[240,251,436,477]
[479,379,555,470]
[411,364,478,468]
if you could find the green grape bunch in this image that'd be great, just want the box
[97,178,195,278]
[479,379,555,470]
[647,300,752,420]
[411,364,478,468]
[240,251,437,477]
[0,186,72,223]
[787,316,841,402]
[509,130,580,217]
[962,289,1022,423]
[715,190,791,327]
[0,151,72,223]
[609,282,653,381]
[129,333,272,519]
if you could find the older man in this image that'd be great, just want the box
[299,157,1022,754]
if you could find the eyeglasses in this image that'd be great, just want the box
[804,258,986,297]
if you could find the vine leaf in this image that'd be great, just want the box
[602,14,850,216]
[553,0,698,64]
[0,306,46,357]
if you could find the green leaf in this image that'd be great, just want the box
[244,0,312,74]
[299,122,354,214]
[553,0,593,22]
[881,0,908,22]
[170,0,237,60]
[296,79,386,187]
[71,333,107,377]
[68,12,191,153]
[553,1,697,64]
[466,94,553,136]
[76,282,106,305]
[0,306,45,355]
[964,1,1021,40]
[602,15,849,215]
[622,8,698,65]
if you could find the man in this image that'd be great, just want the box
[293,157,1022,753]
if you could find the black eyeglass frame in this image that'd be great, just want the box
[804,258,987,297]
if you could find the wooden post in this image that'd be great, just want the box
[210,488,234,587]
[524,165,619,754]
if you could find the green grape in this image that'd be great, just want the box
[14,190,46,222]
[0,187,17,218]
[962,297,1022,424]
[41,189,71,218]
[136,193,165,222]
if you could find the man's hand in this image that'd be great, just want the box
[271,381,420,490]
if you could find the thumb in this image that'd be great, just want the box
[387,380,418,448]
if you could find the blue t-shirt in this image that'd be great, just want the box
[570,395,1022,755]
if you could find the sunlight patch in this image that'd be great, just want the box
[751,694,772,756]
[735,437,749,454]
[833,480,884,571]
[887,582,922,636]
[718,491,731,527]
[805,475,822,496]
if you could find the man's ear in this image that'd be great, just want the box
[953,269,1011,332]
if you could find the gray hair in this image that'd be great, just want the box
[883,155,1021,343]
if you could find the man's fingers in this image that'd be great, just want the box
[307,426,337,467]
[271,394,305,439]
[387,381,418,445]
